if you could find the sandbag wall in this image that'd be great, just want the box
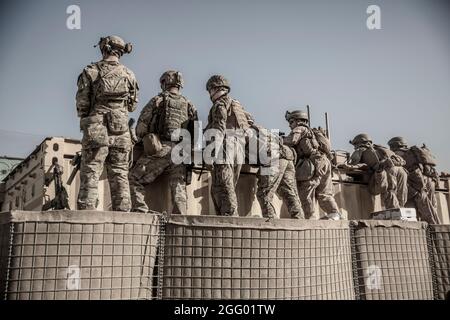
[162,216,355,299]
[0,210,161,300]
[350,220,434,300]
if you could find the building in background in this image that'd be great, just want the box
[0,156,23,210]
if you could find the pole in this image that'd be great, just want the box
[325,112,330,142]
[307,105,311,125]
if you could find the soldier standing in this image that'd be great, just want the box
[76,36,138,211]
[204,75,253,216]
[341,134,408,209]
[129,71,198,214]
[283,110,341,220]
[255,127,304,219]
[388,137,441,224]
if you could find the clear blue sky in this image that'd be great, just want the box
[0,0,449,171]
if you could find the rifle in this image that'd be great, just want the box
[67,152,82,185]
[43,158,70,210]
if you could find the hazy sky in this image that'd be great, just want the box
[0,0,449,170]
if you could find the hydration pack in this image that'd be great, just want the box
[93,63,129,101]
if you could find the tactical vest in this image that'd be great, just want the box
[296,126,320,159]
[157,92,189,141]
[93,62,130,109]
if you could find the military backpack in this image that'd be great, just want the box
[410,145,437,166]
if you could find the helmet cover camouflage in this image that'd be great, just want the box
[160,70,184,90]
[388,136,408,148]
[285,110,309,122]
[206,75,230,92]
[97,36,132,55]
[350,133,372,146]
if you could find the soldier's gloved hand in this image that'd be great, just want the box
[338,163,350,170]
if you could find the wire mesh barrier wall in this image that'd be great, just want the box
[1,211,449,300]
[351,220,434,300]
[0,211,161,300]
[162,216,355,300]
[0,221,11,296]
[429,224,450,300]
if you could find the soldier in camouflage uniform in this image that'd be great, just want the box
[76,36,138,211]
[205,75,253,216]
[342,134,408,209]
[129,71,198,214]
[388,137,440,224]
[283,110,341,220]
[255,127,304,219]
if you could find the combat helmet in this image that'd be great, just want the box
[97,36,132,55]
[160,70,184,90]
[388,136,408,149]
[285,110,309,122]
[350,133,372,146]
[206,75,230,92]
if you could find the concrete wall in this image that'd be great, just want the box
[1,138,449,223]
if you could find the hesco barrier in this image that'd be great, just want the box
[0,211,161,300]
[351,220,434,300]
[162,216,355,300]
[429,224,450,300]
[1,211,449,300]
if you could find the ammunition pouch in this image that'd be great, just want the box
[296,158,315,181]
[143,133,163,156]
[106,110,129,135]
[80,115,109,149]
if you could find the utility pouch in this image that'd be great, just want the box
[296,158,315,181]
[106,110,129,134]
[80,115,109,148]
[143,133,163,156]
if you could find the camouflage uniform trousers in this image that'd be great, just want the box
[297,155,339,219]
[380,166,408,209]
[129,143,187,214]
[210,138,245,216]
[77,146,131,211]
[256,158,304,219]
[406,168,440,224]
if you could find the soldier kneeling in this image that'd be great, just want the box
[129,71,198,214]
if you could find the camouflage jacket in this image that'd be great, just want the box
[205,95,253,133]
[76,60,139,118]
